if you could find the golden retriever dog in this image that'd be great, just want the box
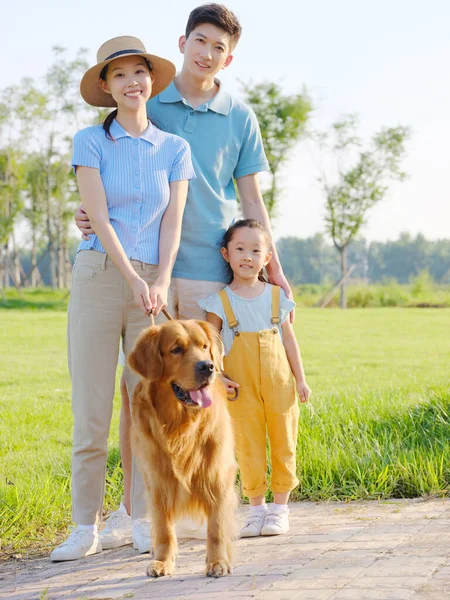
[128,319,237,579]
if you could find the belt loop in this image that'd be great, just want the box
[142,261,147,272]
[102,253,107,271]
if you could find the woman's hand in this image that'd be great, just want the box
[297,381,312,403]
[131,277,152,315]
[149,279,169,316]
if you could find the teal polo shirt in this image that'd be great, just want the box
[147,81,269,283]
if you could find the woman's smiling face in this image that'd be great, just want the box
[100,55,152,109]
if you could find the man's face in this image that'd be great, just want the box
[179,23,234,80]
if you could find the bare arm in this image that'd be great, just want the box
[205,312,239,395]
[281,319,311,403]
[236,174,294,315]
[205,311,223,332]
[151,180,188,313]
[76,167,151,314]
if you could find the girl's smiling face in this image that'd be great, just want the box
[99,55,152,110]
[221,226,272,281]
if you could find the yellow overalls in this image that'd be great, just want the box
[218,286,299,499]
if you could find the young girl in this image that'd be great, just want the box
[199,219,311,537]
[51,36,195,561]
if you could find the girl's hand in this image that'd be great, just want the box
[149,280,169,316]
[131,277,152,315]
[297,381,312,403]
[220,374,240,397]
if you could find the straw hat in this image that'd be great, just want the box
[80,36,176,107]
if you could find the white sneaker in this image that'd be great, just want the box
[261,505,290,535]
[100,503,132,549]
[50,527,102,561]
[239,508,267,538]
[176,517,208,540]
[132,518,152,553]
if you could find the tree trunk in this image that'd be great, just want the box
[64,238,71,288]
[11,231,21,287]
[340,245,347,309]
[0,245,7,288]
[31,229,38,287]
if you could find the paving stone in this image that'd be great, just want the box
[333,589,413,599]
[2,500,449,600]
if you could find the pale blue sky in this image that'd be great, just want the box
[4,0,449,241]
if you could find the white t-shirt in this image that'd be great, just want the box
[198,284,295,355]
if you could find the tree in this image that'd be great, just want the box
[241,81,312,218]
[317,115,409,307]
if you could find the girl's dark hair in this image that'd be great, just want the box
[100,57,153,141]
[222,219,272,283]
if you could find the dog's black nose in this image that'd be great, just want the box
[195,360,214,377]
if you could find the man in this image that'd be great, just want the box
[75,3,291,552]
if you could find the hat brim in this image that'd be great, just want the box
[80,52,176,107]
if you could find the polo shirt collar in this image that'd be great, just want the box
[110,119,158,145]
[158,79,231,116]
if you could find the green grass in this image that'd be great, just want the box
[0,306,449,556]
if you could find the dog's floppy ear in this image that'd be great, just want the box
[128,326,163,381]
[197,320,224,372]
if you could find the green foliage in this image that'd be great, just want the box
[278,233,450,286]
[0,47,98,289]
[319,115,410,253]
[241,81,312,217]
[316,115,409,307]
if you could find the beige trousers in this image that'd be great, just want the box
[67,250,164,525]
[169,277,226,320]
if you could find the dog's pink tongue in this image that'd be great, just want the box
[189,387,213,408]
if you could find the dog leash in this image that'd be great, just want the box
[145,307,238,401]
[146,307,173,326]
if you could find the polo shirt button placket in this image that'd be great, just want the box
[133,139,141,244]
[184,109,197,133]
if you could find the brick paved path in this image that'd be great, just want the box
[1,499,449,600]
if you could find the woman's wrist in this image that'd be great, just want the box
[155,272,171,287]
[126,270,142,286]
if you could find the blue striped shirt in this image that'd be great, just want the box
[72,119,195,264]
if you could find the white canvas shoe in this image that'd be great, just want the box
[132,518,152,553]
[176,517,208,540]
[261,505,290,536]
[50,527,102,561]
[100,503,132,549]
[239,508,267,538]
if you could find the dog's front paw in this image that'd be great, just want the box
[147,559,174,578]
[206,559,232,578]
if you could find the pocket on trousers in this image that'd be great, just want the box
[72,261,97,286]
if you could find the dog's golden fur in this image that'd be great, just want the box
[129,319,237,578]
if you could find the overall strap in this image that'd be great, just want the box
[271,285,281,325]
[218,289,239,330]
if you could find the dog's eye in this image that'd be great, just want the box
[171,346,183,355]
[203,344,208,350]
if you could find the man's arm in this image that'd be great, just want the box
[236,173,294,311]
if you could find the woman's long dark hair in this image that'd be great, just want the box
[222,218,272,283]
[100,57,154,141]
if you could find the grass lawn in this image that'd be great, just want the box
[0,306,449,556]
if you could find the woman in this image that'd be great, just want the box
[51,36,195,561]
